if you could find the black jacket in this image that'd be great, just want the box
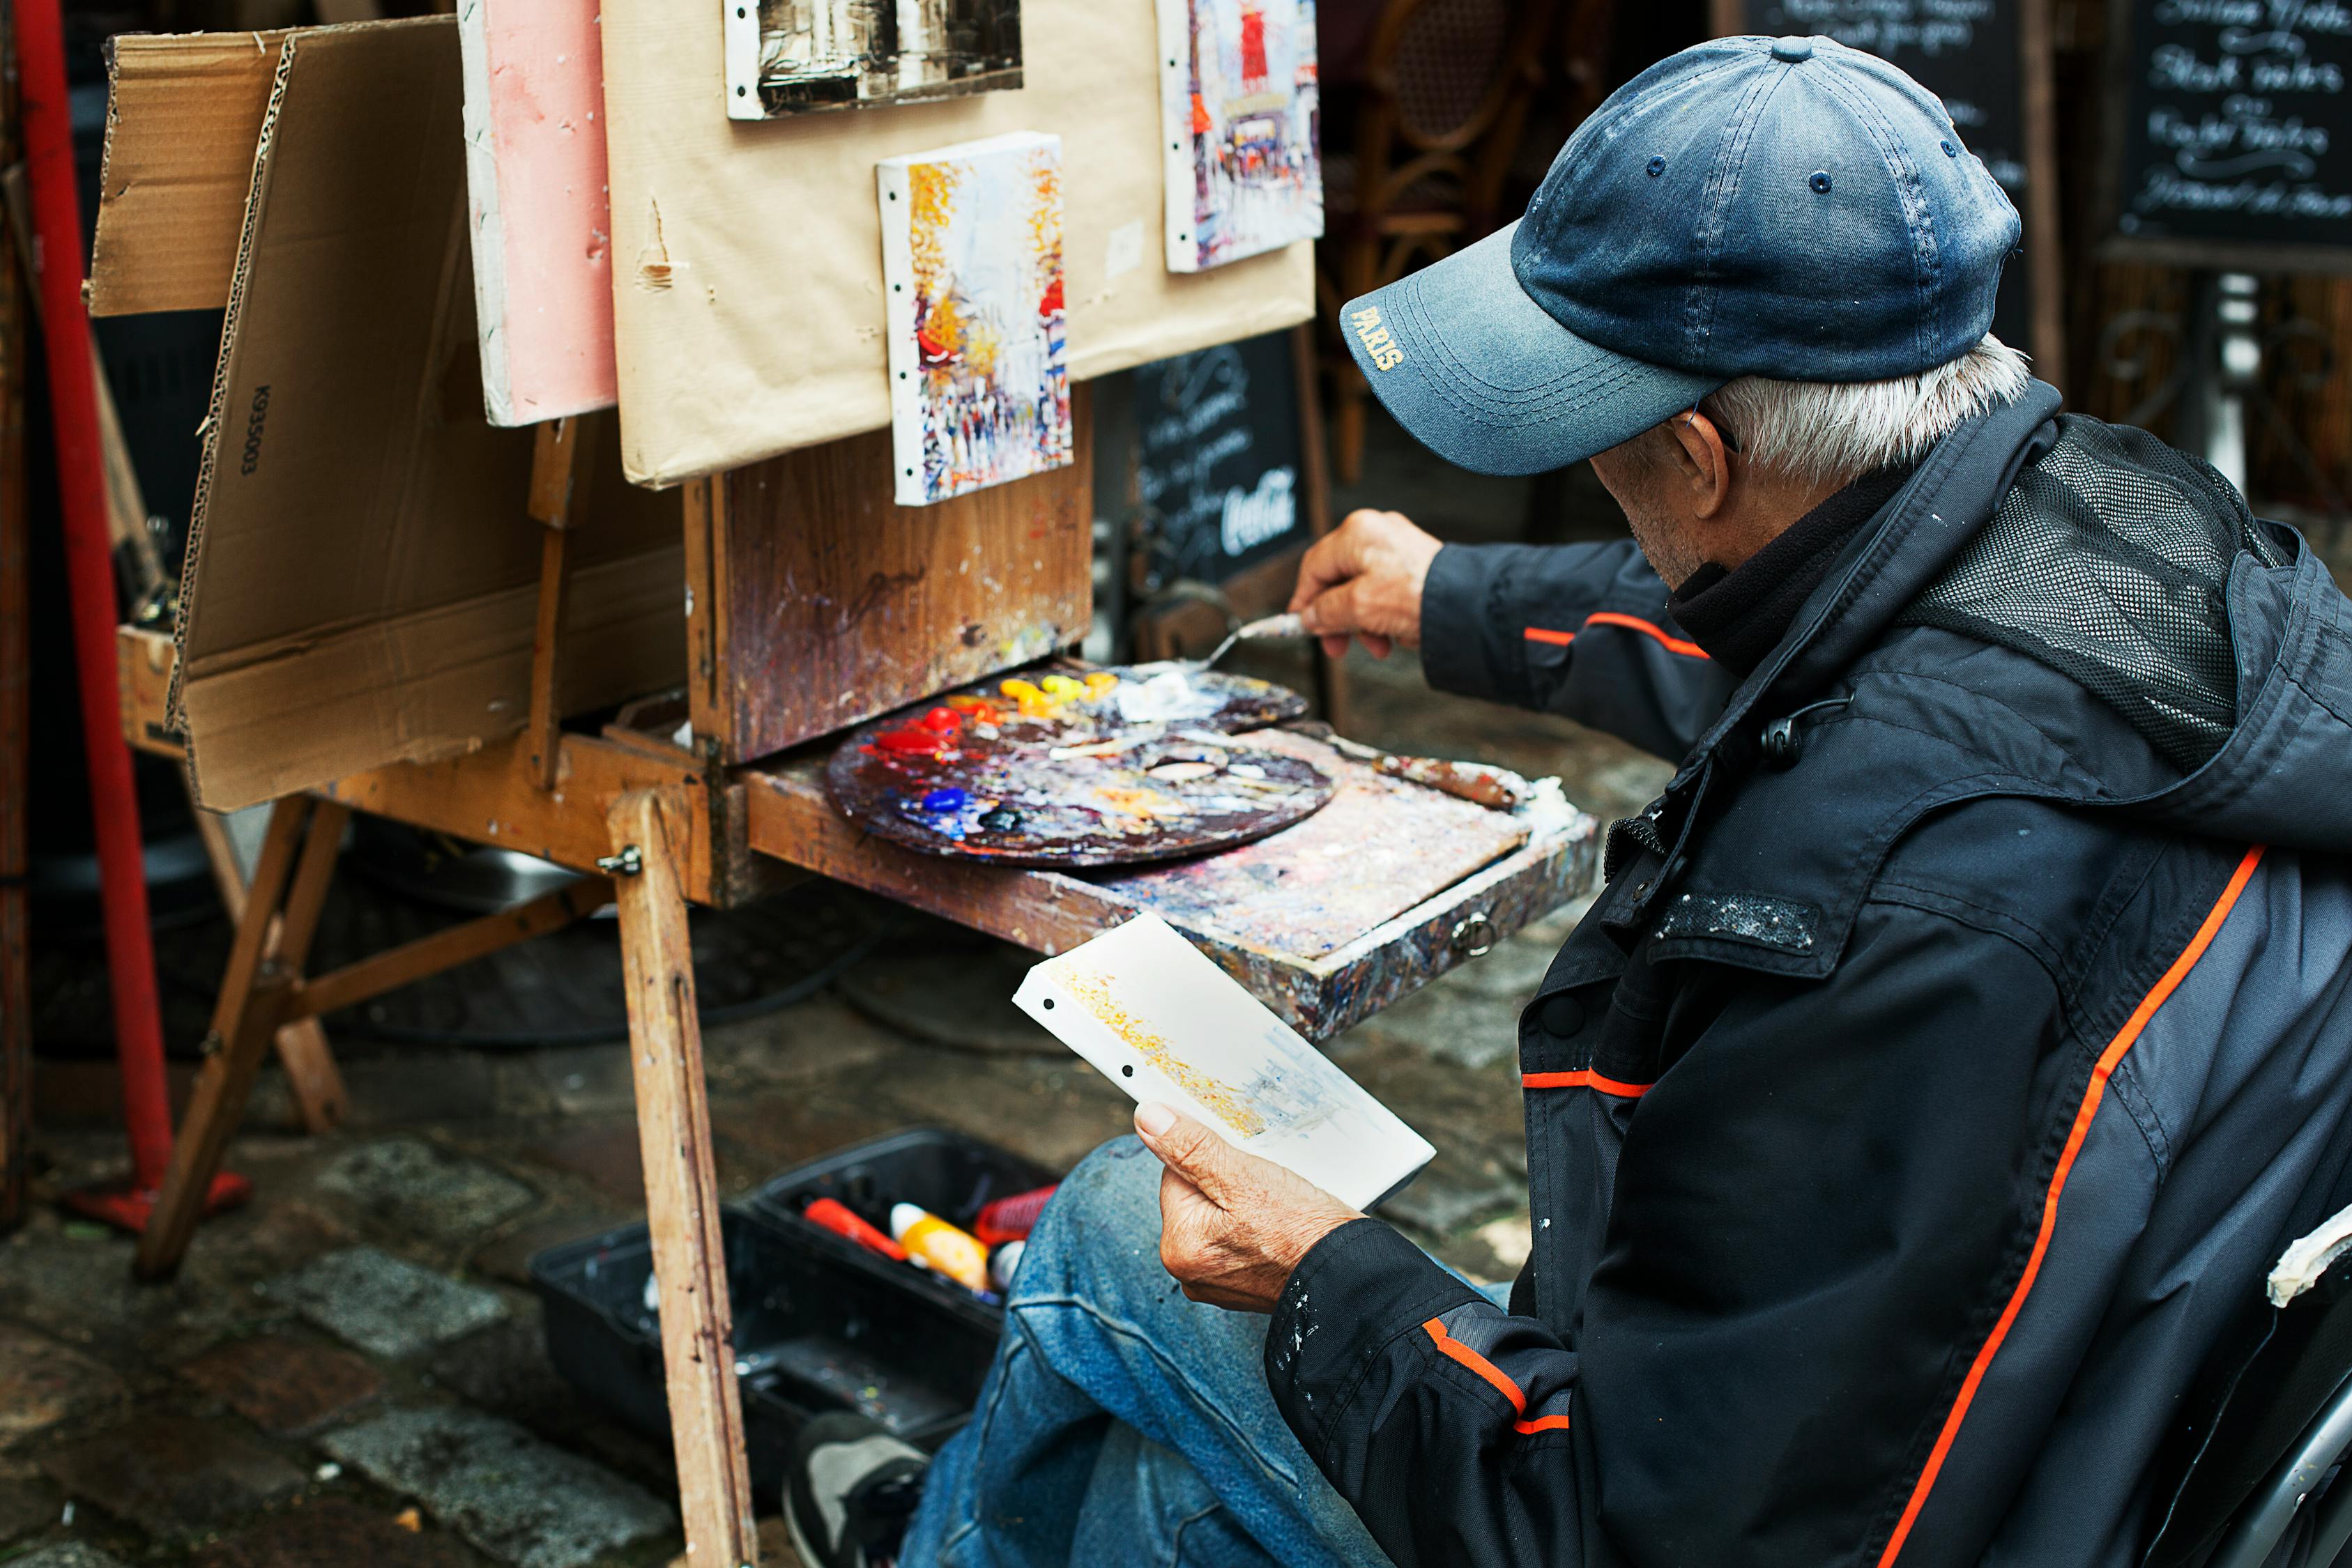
[1264,386,2352,1567]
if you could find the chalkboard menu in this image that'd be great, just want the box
[1132,330,1307,588]
[2105,0,2352,270]
[1725,0,2056,361]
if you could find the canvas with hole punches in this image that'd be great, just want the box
[879,132,1074,507]
[1157,0,1321,272]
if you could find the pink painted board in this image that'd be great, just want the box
[457,0,618,426]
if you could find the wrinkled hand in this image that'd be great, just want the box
[1134,1102,1362,1313]
[1288,509,1442,660]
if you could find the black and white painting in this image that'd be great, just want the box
[726,0,1024,121]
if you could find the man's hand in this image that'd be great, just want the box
[1133,1102,1364,1312]
[1288,509,1443,659]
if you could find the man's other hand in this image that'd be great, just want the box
[1288,509,1442,660]
[1134,1102,1363,1313]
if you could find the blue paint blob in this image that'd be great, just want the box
[922,788,968,813]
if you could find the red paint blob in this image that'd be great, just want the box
[922,707,962,733]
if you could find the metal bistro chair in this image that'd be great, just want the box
[2147,1205,2352,1567]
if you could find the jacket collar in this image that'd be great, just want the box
[1596,381,2065,937]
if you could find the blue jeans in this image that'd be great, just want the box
[900,1137,1494,1568]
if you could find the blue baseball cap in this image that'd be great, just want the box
[1339,35,2022,476]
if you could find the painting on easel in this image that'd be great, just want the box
[1157,0,1322,272]
[879,132,1074,507]
[726,0,1023,121]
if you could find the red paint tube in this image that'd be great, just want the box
[974,1184,1059,1246]
[803,1198,907,1262]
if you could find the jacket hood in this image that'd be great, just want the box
[1902,408,2352,854]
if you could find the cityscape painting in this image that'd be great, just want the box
[1157,0,1322,270]
[730,0,1022,121]
[878,132,1074,506]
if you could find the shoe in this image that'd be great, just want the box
[786,1413,928,1568]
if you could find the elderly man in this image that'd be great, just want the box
[788,34,2352,1568]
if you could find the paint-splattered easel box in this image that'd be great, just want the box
[878,132,1075,507]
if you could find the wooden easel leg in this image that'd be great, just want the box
[135,797,314,1279]
[185,775,349,1133]
[609,788,757,1568]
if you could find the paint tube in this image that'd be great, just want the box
[803,1197,908,1262]
[890,1203,991,1294]
[973,1183,1060,1245]
[990,1240,1025,1291]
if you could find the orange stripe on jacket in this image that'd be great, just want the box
[1423,1319,1573,1436]
[1875,844,2267,1567]
[1524,611,1709,659]
[1523,1068,1654,1098]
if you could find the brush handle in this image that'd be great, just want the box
[1235,613,1306,642]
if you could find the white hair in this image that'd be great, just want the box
[1695,334,2033,489]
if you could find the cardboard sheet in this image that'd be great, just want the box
[598,0,1315,486]
[91,29,294,316]
[457,0,618,424]
[175,18,680,810]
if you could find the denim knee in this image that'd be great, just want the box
[1011,1135,1172,1310]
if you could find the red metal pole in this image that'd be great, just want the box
[13,0,175,1193]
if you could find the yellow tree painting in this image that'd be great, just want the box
[880,132,1072,507]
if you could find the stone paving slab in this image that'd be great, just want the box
[181,1335,384,1435]
[259,1247,508,1360]
[190,1497,474,1568]
[39,1415,306,1540]
[11,1542,132,1568]
[317,1139,537,1245]
[0,1323,128,1449]
[321,1406,672,1568]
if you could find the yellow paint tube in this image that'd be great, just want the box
[889,1203,991,1294]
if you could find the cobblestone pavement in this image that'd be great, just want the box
[6,420,1668,1567]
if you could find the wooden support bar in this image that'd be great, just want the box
[526,417,594,792]
[136,797,312,1278]
[609,788,756,1568]
[182,774,349,1135]
[284,876,609,1024]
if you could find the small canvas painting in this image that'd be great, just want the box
[880,132,1073,507]
[726,0,1023,122]
[1157,0,1322,272]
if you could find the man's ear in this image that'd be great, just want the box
[1661,408,1735,519]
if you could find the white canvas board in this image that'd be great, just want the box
[1014,914,1434,1210]
[1156,0,1322,272]
[879,131,1074,505]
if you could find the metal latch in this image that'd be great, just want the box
[596,845,643,877]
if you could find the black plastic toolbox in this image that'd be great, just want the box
[746,1127,1060,1330]
[531,1206,997,1481]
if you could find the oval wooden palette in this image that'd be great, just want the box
[824,666,1331,867]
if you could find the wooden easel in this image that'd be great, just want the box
[124,405,1594,1568]
[135,416,762,1561]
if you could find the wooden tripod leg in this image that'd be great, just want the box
[135,795,313,1279]
[609,788,756,1568]
[185,776,349,1134]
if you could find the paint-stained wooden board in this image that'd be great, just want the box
[744,732,1598,1038]
[1099,730,1529,960]
[688,390,1094,768]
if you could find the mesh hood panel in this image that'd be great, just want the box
[1896,417,2284,772]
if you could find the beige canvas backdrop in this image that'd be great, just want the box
[600,0,1315,488]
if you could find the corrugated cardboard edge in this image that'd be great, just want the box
[91,29,290,316]
[166,30,295,758]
